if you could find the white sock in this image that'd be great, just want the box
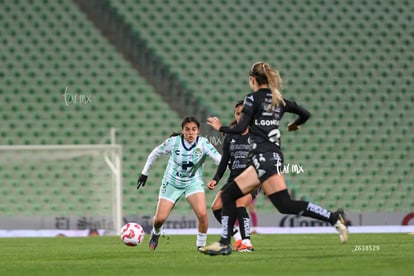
[242,239,252,246]
[152,227,161,235]
[197,232,207,247]
[233,226,241,241]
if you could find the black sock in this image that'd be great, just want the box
[213,209,222,224]
[219,181,244,245]
[268,189,338,225]
[236,207,250,240]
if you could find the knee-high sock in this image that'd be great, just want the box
[268,189,338,225]
[237,207,250,240]
[214,208,241,240]
[213,209,221,224]
[219,181,244,244]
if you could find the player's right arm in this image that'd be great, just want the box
[208,94,256,134]
[137,137,173,189]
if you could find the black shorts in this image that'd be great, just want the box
[220,180,260,200]
[251,150,284,183]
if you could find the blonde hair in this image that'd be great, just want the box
[249,62,285,107]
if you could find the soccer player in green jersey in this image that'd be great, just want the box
[137,116,221,251]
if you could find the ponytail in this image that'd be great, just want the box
[250,62,285,107]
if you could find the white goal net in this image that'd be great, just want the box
[0,144,122,235]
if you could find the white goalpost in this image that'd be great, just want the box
[0,138,123,236]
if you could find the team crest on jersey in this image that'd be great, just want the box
[194,148,202,157]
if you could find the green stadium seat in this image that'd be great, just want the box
[1,0,413,216]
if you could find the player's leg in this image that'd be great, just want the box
[211,190,223,224]
[262,174,348,243]
[150,198,174,250]
[211,187,242,244]
[248,198,258,234]
[187,191,208,249]
[203,166,260,255]
[235,193,254,252]
[220,166,259,245]
[220,166,260,244]
[149,182,181,250]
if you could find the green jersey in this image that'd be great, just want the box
[142,135,221,187]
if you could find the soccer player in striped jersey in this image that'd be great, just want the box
[203,62,348,255]
[136,116,221,251]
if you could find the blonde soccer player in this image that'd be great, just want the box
[203,62,348,255]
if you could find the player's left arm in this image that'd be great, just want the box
[284,99,311,131]
[203,138,222,165]
[208,94,255,134]
[188,138,221,177]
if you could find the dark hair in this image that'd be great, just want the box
[234,100,244,108]
[181,116,200,129]
[170,116,200,137]
[230,100,244,126]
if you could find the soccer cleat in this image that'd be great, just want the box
[236,243,254,252]
[197,246,206,253]
[334,208,349,243]
[233,239,242,251]
[202,242,232,256]
[149,231,160,250]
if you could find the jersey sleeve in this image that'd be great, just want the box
[202,137,221,165]
[241,93,256,116]
[219,113,252,134]
[141,137,173,175]
[284,98,311,125]
[212,135,231,182]
[219,93,255,134]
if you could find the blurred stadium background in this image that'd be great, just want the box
[0,0,413,233]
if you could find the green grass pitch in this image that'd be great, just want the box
[0,233,413,276]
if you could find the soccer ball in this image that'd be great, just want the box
[120,223,145,246]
